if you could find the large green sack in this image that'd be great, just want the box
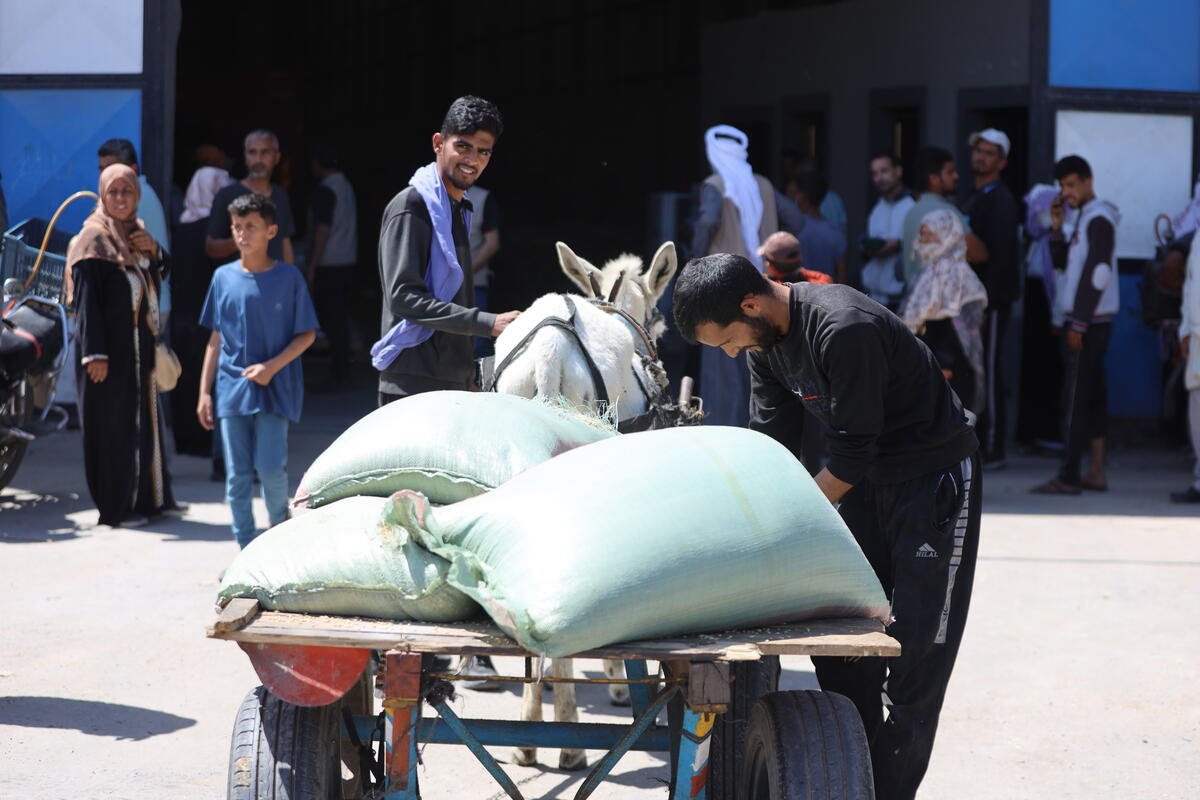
[388,426,891,657]
[217,496,478,621]
[293,391,614,509]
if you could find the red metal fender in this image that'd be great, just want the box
[240,642,370,707]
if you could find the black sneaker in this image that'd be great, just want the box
[1169,486,1200,504]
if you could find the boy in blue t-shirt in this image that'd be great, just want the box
[197,194,318,548]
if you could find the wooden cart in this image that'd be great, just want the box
[209,599,899,800]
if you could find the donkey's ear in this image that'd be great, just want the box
[642,241,678,302]
[557,241,603,297]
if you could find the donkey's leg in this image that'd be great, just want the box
[604,659,631,706]
[553,658,587,770]
[513,658,542,767]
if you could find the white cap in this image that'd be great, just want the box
[968,128,1011,158]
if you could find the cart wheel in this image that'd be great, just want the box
[739,690,873,800]
[707,656,780,799]
[228,686,345,800]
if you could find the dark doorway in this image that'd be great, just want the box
[780,94,831,182]
[718,106,776,182]
[957,87,1031,203]
[869,88,926,179]
[171,1,705,339]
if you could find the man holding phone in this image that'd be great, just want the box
[1032,155,1119,495]
[859,152,914,310]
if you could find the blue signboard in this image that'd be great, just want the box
[1050,0,1200,93]
[0,88,142,234]
[1105,273,1162,417]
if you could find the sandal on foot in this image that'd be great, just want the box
[1079,478,1108,492]
[1030,478,1082,495]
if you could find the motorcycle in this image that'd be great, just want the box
[0,192,95,492]
[0,277,69,489]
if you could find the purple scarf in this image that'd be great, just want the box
[370,162,471,370]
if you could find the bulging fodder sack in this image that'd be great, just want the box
[388,426,891,657]
[293,391,615,509]
[217,496,479,622]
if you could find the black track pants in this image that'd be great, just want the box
[1058,322,1111,485]
[813,452,982,800]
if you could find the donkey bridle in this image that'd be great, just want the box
[484,294,666,432]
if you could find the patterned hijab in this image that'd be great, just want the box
[66,164,148,304]
[902,209,988,333]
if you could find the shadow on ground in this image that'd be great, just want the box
[0,489,85,542]
[0,696,196,741]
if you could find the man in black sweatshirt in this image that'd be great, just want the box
[673,253,982,800]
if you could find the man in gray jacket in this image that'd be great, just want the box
[1032,155,1119,495]
[373,96,519,406]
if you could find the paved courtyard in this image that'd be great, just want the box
[1,381,1197,799]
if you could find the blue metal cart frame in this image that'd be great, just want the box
[209,600,899,799]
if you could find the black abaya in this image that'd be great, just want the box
[73,257,176,525]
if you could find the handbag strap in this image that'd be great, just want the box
[130,262,162,340]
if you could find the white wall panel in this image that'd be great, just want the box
[1055,110,1194,259]
[0,0,143,74]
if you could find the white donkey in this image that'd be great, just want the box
[491,240,677,771]
[493,240,676,427]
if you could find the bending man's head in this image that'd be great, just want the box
[672,253,781,357]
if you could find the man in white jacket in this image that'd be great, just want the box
[1172,239,1200,503]
[1033,155,1120,495]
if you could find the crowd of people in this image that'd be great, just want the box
[692,122,1200,503]
[52,107,1200,538]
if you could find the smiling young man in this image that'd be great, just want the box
[370,96,520,688]
[672,254,982,800]
[371,96,519,407]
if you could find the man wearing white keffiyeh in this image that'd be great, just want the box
[903,209,989,413]
[691,125,779,426]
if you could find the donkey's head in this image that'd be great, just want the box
[556,241,678,339]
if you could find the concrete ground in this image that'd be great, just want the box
[1,372,1197,799]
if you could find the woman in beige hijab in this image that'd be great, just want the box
[67,163,178,527]
[902,208,989,412]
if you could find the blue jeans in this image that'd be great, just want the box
[220,412,289,548]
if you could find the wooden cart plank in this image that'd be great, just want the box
[209,598,261,634]
[208,608,900,660]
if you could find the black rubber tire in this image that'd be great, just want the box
[739,690,873,800]
[707,656,780,800]
[228,686,343,800]
[0,378,31,492]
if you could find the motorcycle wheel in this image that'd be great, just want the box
[0,378,33,492]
